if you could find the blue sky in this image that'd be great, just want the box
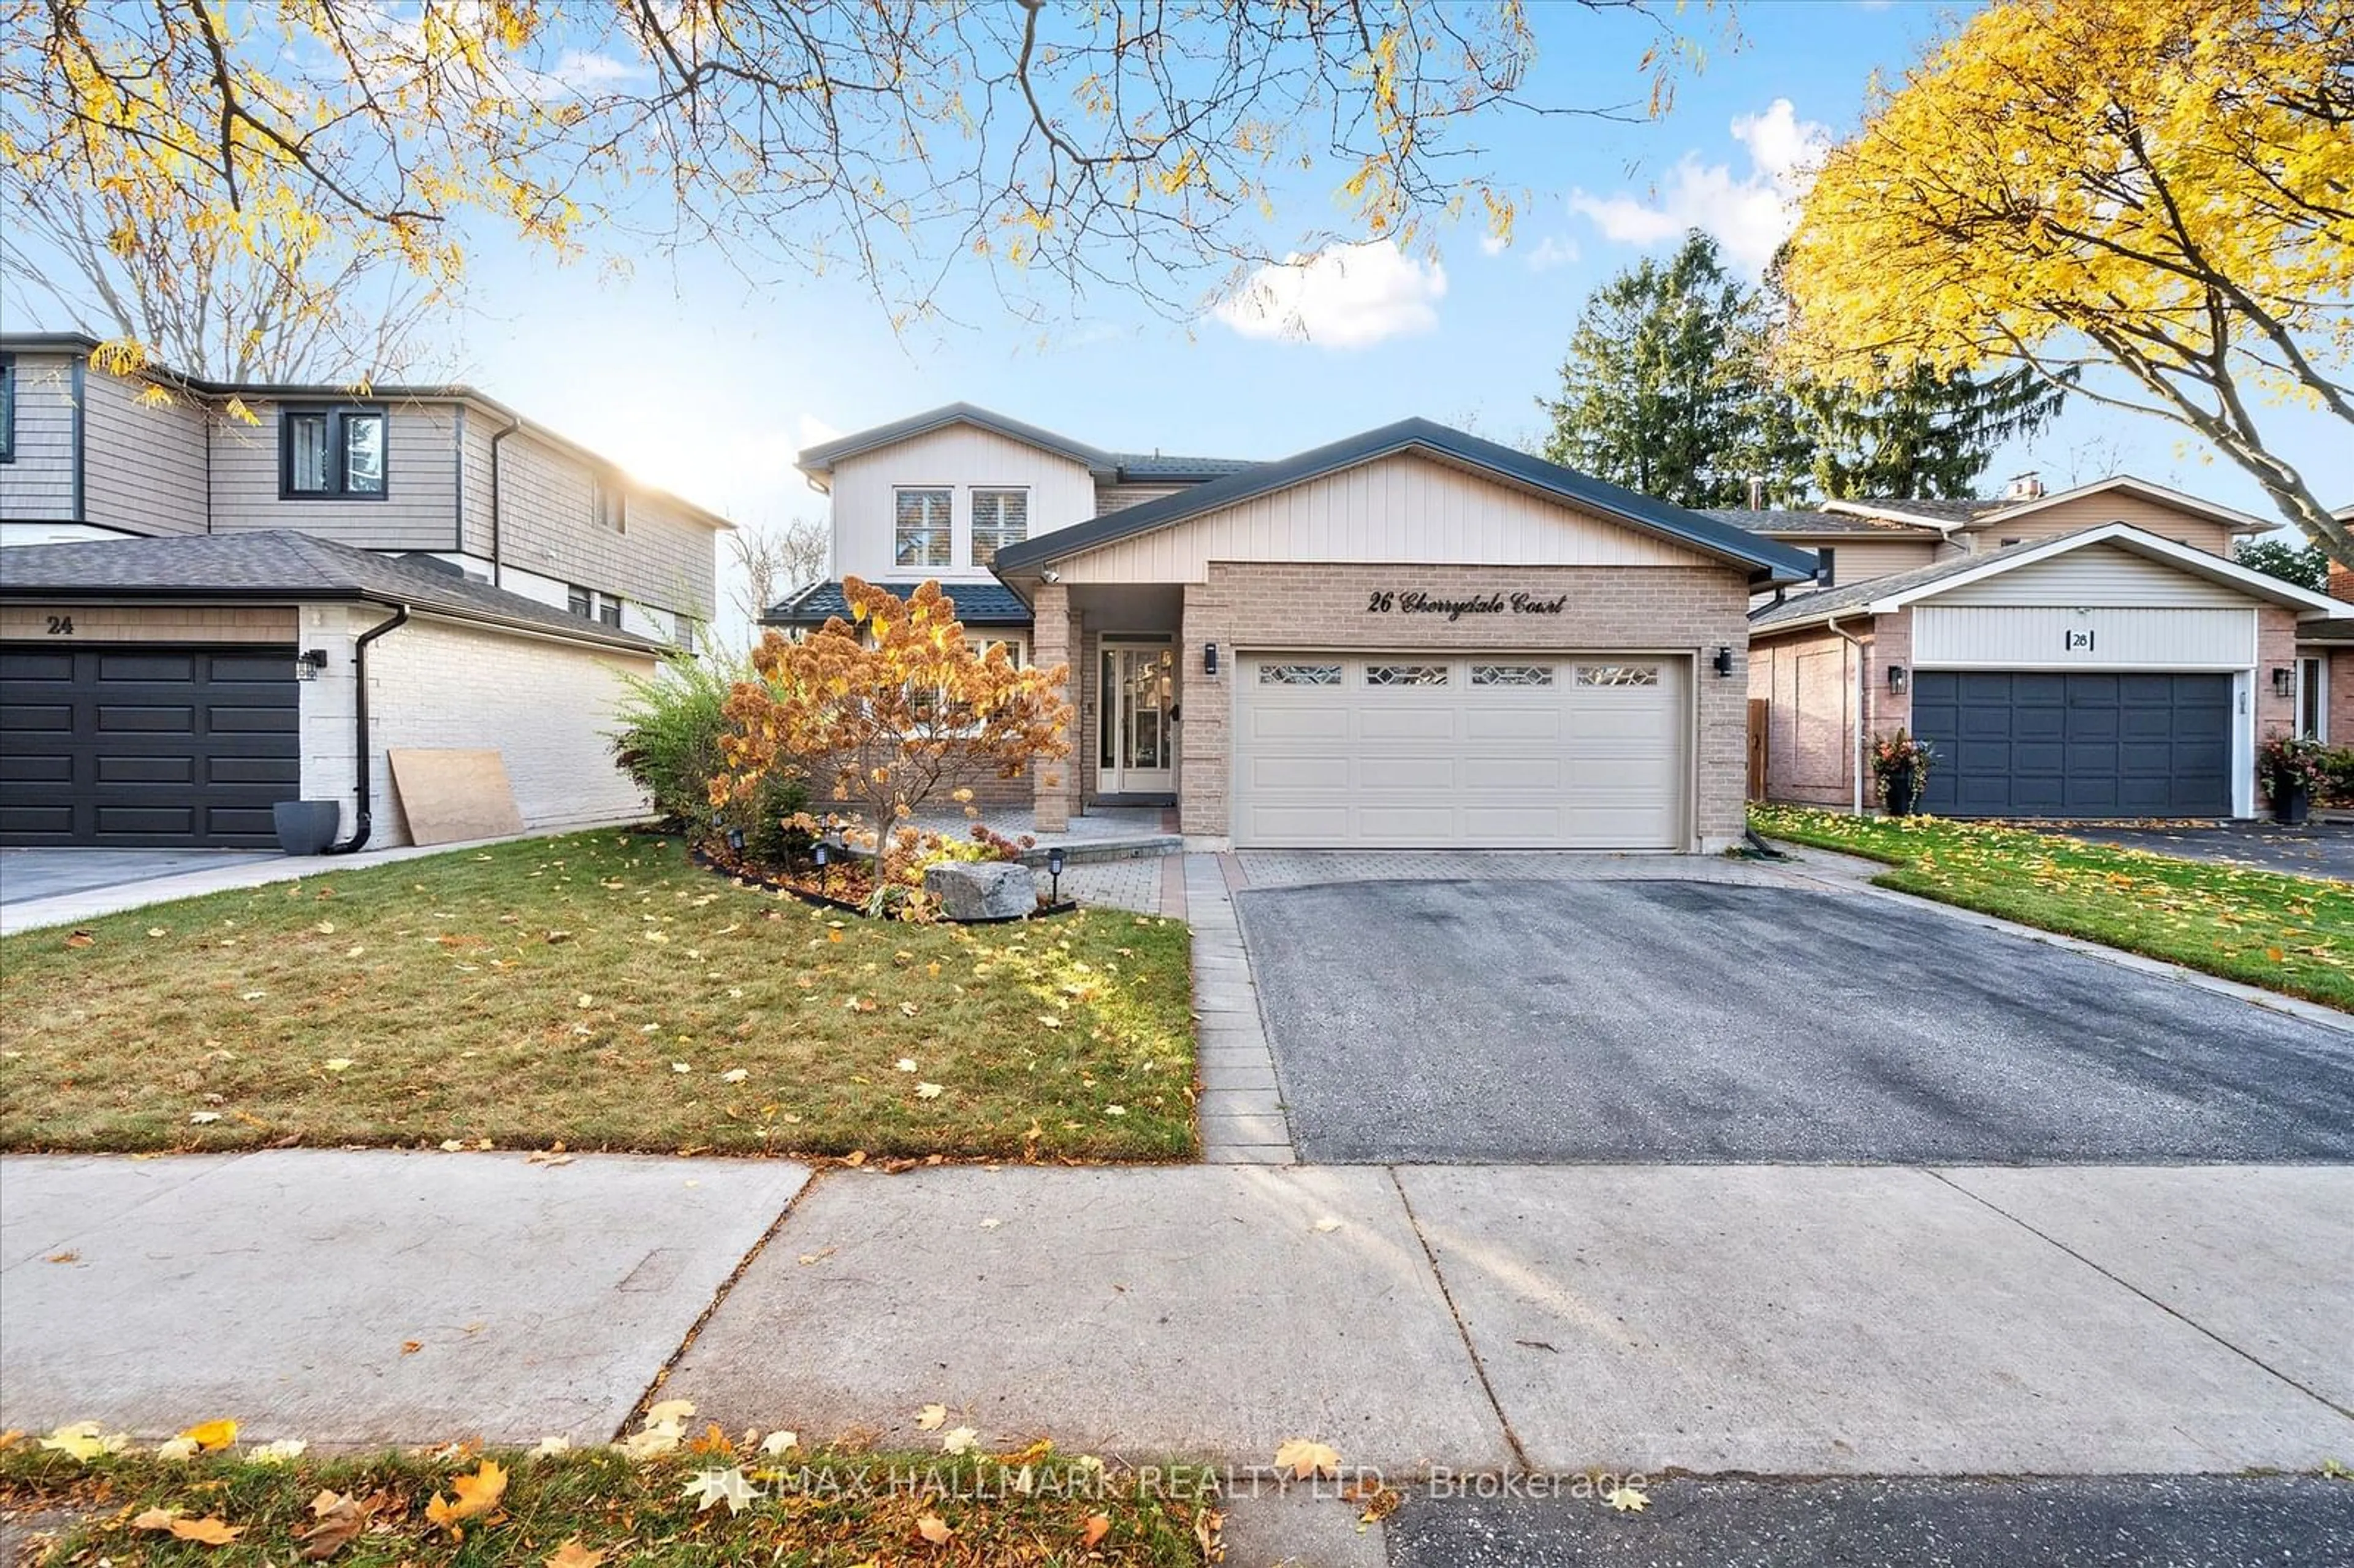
[443,0,2345,550]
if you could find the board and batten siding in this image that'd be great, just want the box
[828,424,1099,582]
[0,353,81,521]
[207,395,460,549]
[1967,494,2243,557]
[1913,606,2256,669]
[1056,452,1710,584]
[82,369,208,536]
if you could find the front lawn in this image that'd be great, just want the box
[0,831,1195,1160]
[1752,805,2353,1011]
[0,1439,1215,1567]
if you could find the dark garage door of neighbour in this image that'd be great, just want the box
[0,644,301,848]
[1911,671,2233,818]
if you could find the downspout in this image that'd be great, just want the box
[1826,613,1872,816]
[487,415,524,587]
[324,604,411,855]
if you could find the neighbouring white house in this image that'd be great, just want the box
[0,333,733,850]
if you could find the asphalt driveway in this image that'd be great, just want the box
[2042,820,2354,881]
[1235,878,2354,1164]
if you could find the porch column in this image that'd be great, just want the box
[1032,582,1078,831]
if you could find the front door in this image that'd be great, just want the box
[1100,642,1176,796]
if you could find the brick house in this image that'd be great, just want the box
[1723,480,2350,818]
[768,406,1817,851]
[0,334,733,849]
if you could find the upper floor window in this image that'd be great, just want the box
[971,489,1028,566]
[1815,547,1836,587]
[0,354,15,464]
[567,583,592,618]
[895,488,951,569]
[281,408,386,500]
[598,593,623,629]
[591,471,627,533]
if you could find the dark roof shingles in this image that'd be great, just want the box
[0,530,663,651]
[763,579,1034,626]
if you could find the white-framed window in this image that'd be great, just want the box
[967,633,1027,666]
[895,488,951,568]
[2301,656,2328,740]
[970,489,1028,566]
[590,472,627,533]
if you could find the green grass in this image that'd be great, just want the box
[1751,805,2354,1011]
[0,1441,1215,1566]
[0,831,1195,1160]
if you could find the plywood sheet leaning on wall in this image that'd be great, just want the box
[387,748,525,845]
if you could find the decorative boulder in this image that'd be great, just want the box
[923,861,1038,921]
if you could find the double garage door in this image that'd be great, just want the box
[1234,653,1688,848]
[1912,671,2233,818]
[0,645,301,848]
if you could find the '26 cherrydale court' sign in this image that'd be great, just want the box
[1363,589,1571,621]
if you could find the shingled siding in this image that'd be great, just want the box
[208,396,462,550]
[1173,561,1753,850]
[83,370,208,536]
[461,423,717,620]
[0,352,80,520]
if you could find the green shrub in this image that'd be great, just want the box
[2320,745,2354,807]
[611,652,809,858]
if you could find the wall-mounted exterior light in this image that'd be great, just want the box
[295,649,329,681]
[1204,642,1219,676]
[2272,666,2295,699]
[1888,664,1910,696]
[1712,645,1734,677]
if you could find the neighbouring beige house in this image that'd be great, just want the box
[0,333,733,850]
[1718,477,2349,818]
[768,405,1820,851]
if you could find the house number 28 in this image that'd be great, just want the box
[45,615,75,636]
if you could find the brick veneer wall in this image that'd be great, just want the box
[1748,626,1862,809]
[302,606,657,847]
[2331,648,2354,747]
[1029,582,1078,831]
[2257,604,2299,811]
[1178,561,1755,850]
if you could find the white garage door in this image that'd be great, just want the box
[1233,653,1688,848]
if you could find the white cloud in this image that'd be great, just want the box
[1479,234,1510,257]
[1211,240,1447,349]
[1525,236,1580,273]
[797,413,844,452]
[1568,98,1830,272]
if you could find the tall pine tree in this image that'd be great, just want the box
[1539,232,1770,509]
[1541,231,2063,505]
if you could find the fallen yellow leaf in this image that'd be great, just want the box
[425,1459,509,1533]
[180,1418,238,1452]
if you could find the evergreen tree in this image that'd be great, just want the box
[2234,537,2330,594]
[1539,231,1765,509]
[1543,232,2063,507]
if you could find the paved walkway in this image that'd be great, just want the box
[0,824,640,936]
[4,1152,2348,1480]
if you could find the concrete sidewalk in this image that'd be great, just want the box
[4,1151,2347,1480]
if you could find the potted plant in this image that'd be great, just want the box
[2259,734,2328,826]
[1870,729,1934,817]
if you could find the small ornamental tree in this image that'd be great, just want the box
[710,579,1072,840]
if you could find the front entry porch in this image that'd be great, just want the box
[1031,581,1186,832]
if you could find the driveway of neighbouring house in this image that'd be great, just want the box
[1235,875,2354,1165]
[2041,820,2354,881]
[0,847,280,906]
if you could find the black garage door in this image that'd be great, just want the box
[0,645,301,847]
[1912,671,2232,818]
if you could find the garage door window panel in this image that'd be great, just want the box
[1260,663,1343,686]
[1471,663,1554,687]
[1366,663,1450,687]
[1575,663,1661,687]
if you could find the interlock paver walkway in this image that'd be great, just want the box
[1184,853,1295,1163]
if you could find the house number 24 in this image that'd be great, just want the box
[45,615,75,636]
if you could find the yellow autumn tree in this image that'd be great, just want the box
[0,1,1710,365]
[1780,0,2354,562]
[711,579,1072,838]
